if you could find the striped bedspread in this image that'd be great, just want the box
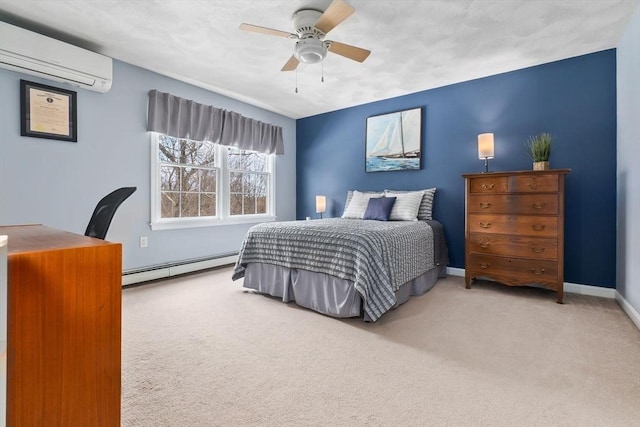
[232,218,435,321]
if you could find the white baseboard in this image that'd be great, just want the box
[446,267,465,277]
[563,282,617,298]
[615,292,640,331]
[122,255,238,286]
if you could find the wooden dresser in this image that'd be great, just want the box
[0,225,121,427]
[462,169,570,302]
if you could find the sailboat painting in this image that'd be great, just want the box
[365,107,422,172]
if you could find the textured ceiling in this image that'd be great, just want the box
[0,0,638,119]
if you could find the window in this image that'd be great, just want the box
[151,133,275,230]
[158,135,218,219]
[228,148,270,216]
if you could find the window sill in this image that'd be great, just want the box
[150,215,276,231]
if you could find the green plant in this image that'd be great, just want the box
[525,133,552,162]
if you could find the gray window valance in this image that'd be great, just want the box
[147,90,284,155]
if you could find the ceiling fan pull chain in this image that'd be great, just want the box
[295,68,298,93]
[321,61,324,83]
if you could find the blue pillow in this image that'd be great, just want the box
[363,197,397,221]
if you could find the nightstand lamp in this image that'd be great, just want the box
[316,195,326,219]
[478,133,494,173]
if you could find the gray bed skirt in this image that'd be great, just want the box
[242,263,447,321]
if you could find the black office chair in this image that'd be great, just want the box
[85,187,137,240]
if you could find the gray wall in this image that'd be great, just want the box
[617,5,640,315]
[0,60,296,270]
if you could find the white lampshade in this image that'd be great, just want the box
[315,195,326,214]
[478,133,495,159]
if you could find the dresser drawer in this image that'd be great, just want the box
[468,176,508,194]
[509,174,559,193]
[469,214,558,237]
[467,253,559,286]
[468,233,558,260]
[467,194,558,214]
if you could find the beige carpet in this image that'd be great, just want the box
[122,267,640,426]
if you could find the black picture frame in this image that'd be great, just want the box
[20,79,77,142]
[365,106,422,172]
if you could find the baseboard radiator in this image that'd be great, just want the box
[122,253,238,286]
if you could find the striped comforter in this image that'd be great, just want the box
[232,218,435,321]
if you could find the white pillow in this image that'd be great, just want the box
[384,191,423,221]
[385,188,436,220]
[343,190,382,216]
[342,190,383,219]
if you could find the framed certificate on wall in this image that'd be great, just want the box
[20,79,77,142]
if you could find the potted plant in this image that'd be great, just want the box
[525,133,552,170]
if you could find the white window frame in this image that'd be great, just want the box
[150,133,276,230]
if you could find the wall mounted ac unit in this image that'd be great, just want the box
[0,21,113,93]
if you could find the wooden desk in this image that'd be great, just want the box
[0,225,121,427]
[1,235,7,427]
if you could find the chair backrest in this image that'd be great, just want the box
[84,187,136,240]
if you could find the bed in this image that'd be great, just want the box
[232,216,448,322]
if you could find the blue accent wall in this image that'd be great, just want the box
[296,49,617,288]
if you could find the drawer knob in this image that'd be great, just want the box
[527,181,540,189]
[481,183,495,190]
[531,224,546,231]
[531,247,546,254]
[479,222,491,229]
[479,263,490,269]
[479,202,492,209]
[479,241,491,249]
[532,202,546,209]
[531,268,546,275]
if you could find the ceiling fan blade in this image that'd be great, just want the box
[239,23,296,39]
[327,41,371,63]
[281,55,300,71]
[314,0,355,34]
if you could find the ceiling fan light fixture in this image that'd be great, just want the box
[294,38,327,64]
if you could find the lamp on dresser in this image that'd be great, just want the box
[478,133,495,173]
[316,195,326,219]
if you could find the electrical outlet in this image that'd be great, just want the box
[140,236,148,248]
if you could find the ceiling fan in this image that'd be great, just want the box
[239,0,371,71]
